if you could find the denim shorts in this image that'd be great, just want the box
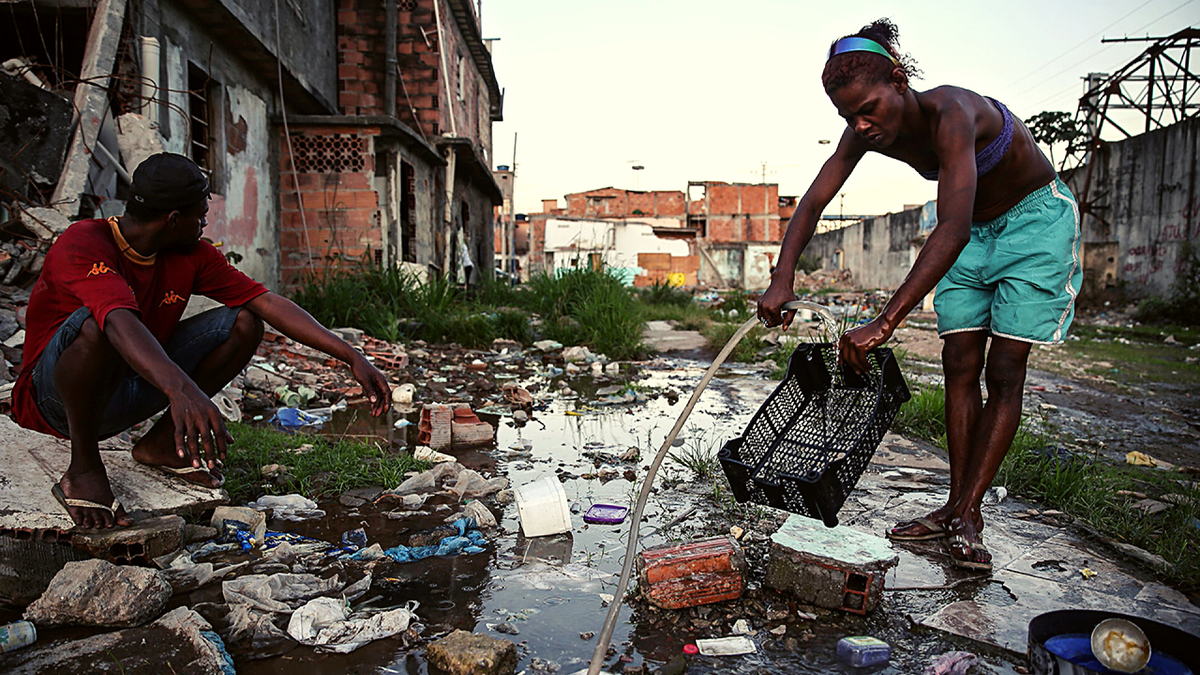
[934,178,1082,344]
[33,305,245,439]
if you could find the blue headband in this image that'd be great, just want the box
[829,37,899,65]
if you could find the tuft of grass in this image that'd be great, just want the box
[636,281,694,308]
[701,321,768,363]
[525,267,645,359]
[224,422,430,504]
[893,385,948,448]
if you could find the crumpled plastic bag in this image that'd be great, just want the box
[219,604,296,659]
[383,518,487,563]
[450,469,508,500]
[288,597,419,654]
[384,462,462,497]
[247,494,326,521]
[287,596,346,643]
[923,651,979,675]
[223,573,342,613]
[313,603,419,654]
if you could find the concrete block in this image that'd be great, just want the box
[637,536,746,610]
[425,629,517,675]
[0,529,91,605]
[18,207,71,242]
[210,506,266,543]
[71,514,185,565]
[766,514,898,614]
[451,405,494,446]
[332,327,364,344]
[418,403,452,449]
[24,559,171,627]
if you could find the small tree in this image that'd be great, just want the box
[1024,111,1086,169]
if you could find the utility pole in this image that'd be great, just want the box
[509,132,517,280]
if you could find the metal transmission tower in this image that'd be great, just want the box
[1061,27,1199,240]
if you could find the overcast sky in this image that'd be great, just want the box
[482,0,1198,217]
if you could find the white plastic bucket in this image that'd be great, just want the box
[513,476,572,537]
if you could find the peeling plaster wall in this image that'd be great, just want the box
[1065,117,1199,297]
[805,207,923,291]
[157,1,281,287]
[545,217,689,278]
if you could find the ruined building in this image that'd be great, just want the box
[0,0,502,290]
[527,183,798,288]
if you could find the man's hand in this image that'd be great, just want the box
[351,354,391,417]
[838,315,895,374]
[168,382,231,469]
[757,281,798,330]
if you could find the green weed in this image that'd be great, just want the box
[893,385,948,448]
[637,281,694,308]
[224,422,429,503]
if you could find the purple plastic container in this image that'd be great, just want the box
[584,504,628,525]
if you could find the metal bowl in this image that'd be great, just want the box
[1091,618,1151,673]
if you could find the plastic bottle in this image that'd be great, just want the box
[0,620,36,654]
[837,636,890,667]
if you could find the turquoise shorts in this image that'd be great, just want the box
[935,178,1081,344]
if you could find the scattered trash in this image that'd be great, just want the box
[287,596,419,654]
[514,476,573,537]
[923,651,978,675]
[837,636,890,667]
[382,518,487,563]
[1081,568,1098,579]
[341,528,368,551]
[532,340,563,351]
[212,389,243,422]
[246,494,326,521]
[274,385,317,408]
[985,486,1008,504]
[460,500,498,529]
[270,407,329,432]
[393,418,414,429]
[682,643,699,655]
[731,618,754,635]
[1126,451,1158,467]
[729,525,745,540]
[211,506,267,544]
[0,620,37,654]
[1131,498,1171,515]
[695,635,756,656]
[583,504,628,525]
[392,383,416,407]
[414,446,455,463]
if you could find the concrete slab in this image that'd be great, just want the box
[642,322,708,353]
[826,436,1200,655]
[0,417,228,532]
[920,569,1200,654]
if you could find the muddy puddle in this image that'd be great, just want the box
[217,357,1027,675]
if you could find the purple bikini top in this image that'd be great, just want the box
[917,97,1013,181]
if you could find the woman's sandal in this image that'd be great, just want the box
[887,517,949,541]
[947,534,993,572]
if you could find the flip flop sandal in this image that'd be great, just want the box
[153,463,226,488]
[947,534,993,572]
[51,483,123,522]
[886,517,949,541]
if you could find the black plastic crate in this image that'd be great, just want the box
[718,343,910,527]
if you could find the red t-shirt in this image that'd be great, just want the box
[12,217,268,437]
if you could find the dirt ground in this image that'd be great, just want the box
[888,308,1200,469]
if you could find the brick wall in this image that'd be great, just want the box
[336,0,490,147]
[279,126,382,285]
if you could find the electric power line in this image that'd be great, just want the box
[998,0,1159,93]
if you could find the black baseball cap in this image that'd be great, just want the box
[130,152,210,211]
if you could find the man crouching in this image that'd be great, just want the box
[11,152,390,528]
